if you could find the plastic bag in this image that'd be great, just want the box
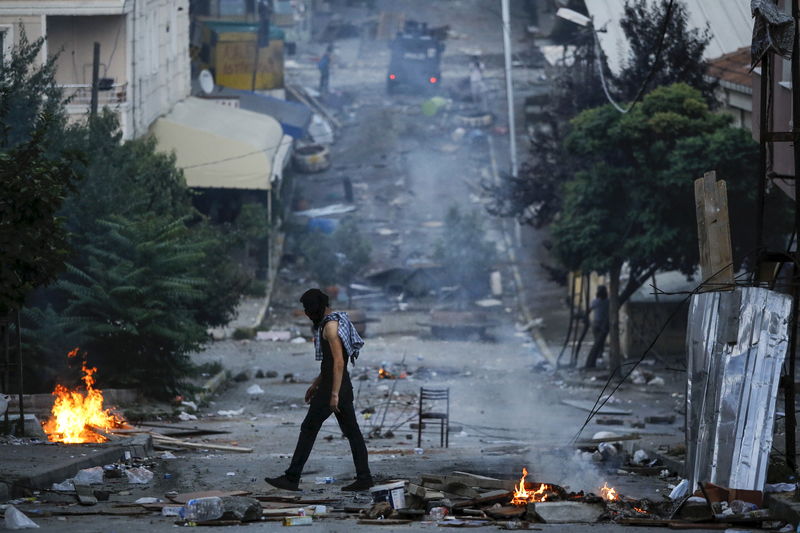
[4,505,40,529]
[73,466,104,484]
[125,466,154,484]
[246,384,264,395]
[51,479,75,492]
[669,479,690,500]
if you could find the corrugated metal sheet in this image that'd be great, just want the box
[686,287,791,491]
[584,0,752,74]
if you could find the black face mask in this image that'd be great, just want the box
[305,307,325,329]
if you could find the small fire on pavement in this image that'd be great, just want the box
[510,468,554,505]
[600,482,619,501]
[42,349,126,444]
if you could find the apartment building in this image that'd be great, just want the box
[0,0,191,139]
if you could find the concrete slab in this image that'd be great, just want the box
[0,434,152,499]
[532,501,606,523]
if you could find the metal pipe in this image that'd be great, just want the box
[90,42,100,117]
[501,0,518,178]
[756,52,771,278]
[786,0,800,472]
[15,310,23,437]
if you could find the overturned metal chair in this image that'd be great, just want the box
[417,387,450,448]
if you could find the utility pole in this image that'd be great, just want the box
[90,42,100,116]
[787,0,800,472]
[501,0,518,178]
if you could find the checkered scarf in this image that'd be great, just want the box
[314,311,364,364]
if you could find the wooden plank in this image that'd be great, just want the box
[358,519,413,525]
[694,177,710,284]
[446,472,515,491]
[150,433,252,453]
[697,171,734,291]
[451,490,511,509]
[713,178,734,289]
[561,399,632,415]
[169,490,251,504]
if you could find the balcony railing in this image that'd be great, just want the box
[59,82,128,105]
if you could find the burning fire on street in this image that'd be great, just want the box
[510,468,554,505]
[600,482,619,501]
[42,349,126,443]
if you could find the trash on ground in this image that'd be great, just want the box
[247,384,265,395]
[73,466,104,484]
[257,330,292,342]
[218,408,245,417]
[126,466,154,484]
[4,505,39,529]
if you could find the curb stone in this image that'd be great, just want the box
[3,434,153,498]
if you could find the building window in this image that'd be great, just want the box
[0,26,10,71]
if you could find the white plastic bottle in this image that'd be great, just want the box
[183,496,224,521]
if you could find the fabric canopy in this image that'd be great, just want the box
[152,97,289,190]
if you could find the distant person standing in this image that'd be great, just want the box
[318,45,333,94]
[585,285,609,369]
[469,56,487,108]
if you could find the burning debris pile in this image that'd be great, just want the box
[42,349,127,443]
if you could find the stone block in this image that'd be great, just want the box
[531,501,605,523]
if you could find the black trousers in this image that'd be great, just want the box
[285,395,371,482]
[585,325,609,369]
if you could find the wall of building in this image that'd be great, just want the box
[0,0,190,140]
[128,0,190,138]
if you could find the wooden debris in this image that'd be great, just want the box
[150,432,252,453]
[438,519,493,527]
[254,496,339,504]
[357,519,413,525]
[452,490,512,509]
[88,425,122,441]
[561,399,632,415]
[442,481,481,499]
[484,505,526,520]
[169,490,250,504]
[694,171,734,291]
[407,483,445,501]
[447,472,515,491]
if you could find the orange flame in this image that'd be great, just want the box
[633,507,647,514]
[378,368,394,379]
[42,351,125,443]
[511,468,551,505]
[600,482,619,501]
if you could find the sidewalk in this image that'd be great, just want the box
[0,434,152,499]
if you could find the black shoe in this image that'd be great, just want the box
[265,475,300,492]
[341,478,374,492]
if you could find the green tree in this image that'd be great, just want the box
[486,0,716,229]
[617,0,716,103]
[551,84,771,372]
[55,216,210,397]
[0,31,83,315]
[434,206,497,300]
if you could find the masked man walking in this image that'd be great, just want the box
[265,289,373,491]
